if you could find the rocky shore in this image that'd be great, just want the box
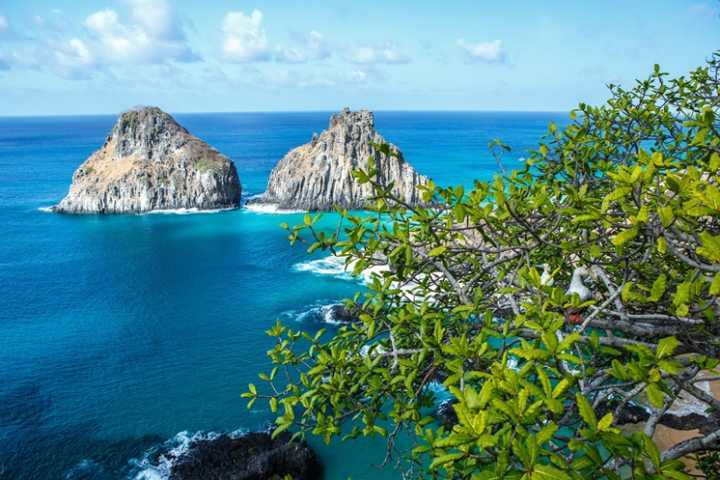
[54,107,241,214]
[167,431,321,480]
[248,108,427,211]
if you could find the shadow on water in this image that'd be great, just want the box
[0,383,51,428]
[0,420,163,480]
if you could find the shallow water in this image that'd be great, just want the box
[0,111,568,479]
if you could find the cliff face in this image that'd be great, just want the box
[250,108,427,211]
[54,107,241,214]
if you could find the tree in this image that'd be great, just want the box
[244,53,720,479]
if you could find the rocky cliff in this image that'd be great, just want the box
[249,108,427,211]
[54,107,241,214]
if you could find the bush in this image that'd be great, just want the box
[245,53,720,479]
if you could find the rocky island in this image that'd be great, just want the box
[53,107,241,214]
[248,108,427,211]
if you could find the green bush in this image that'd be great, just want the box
[245,53,720,479]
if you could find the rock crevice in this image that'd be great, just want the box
[54,106,241,214]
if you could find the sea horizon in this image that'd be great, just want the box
[0,108,572,119]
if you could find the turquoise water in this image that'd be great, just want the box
[0,111,568,479]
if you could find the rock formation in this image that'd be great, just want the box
[54,107,241,214]
[168,431,322,480]
[249,108,427,211]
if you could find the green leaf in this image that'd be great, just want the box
[597,412,614,431]
[552,378,572,399]
[532,464,571,480]
[428,246,447,257]
[658,207,674,228]
[272,420,291,439]
[576,393,597,428]
[711,273,720,296]
[710,152,720,170]
[650,274,667,301]
[656,336,680,359]
[646,383,665,408]
[611,227,638,247]
[429,452,465,470]
[643,435,661,469]
[537,422,557,445]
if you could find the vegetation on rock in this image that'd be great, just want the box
[245,53,720,478]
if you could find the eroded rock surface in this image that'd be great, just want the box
[249,108,426,211]
[55,107,241,214]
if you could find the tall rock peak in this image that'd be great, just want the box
[54,106,241,214]
[249,108,427,211]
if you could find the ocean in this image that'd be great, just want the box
[0,111,569,479]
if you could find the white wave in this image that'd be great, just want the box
[38,206,55,212]
[142,207,236,215]
[293,255,353,279]
[292,255,390,284]
[131,429,246,480]
[243,203,306,215]
[280,300,353,325]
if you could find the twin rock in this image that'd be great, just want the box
[54,107,428,214]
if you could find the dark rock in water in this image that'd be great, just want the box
[169,431,322,480]
[321,303,359,324]
[54,106,241,214]
[437,399,458,429]
[248,108,427,211]
[596,398,720,433]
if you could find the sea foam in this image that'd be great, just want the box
[142,207,236,215]
[243,203,306,214]
[292,255,390,284]
[38,206,235,215]
[280,300,353,325]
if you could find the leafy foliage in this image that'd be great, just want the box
[244,53,720,478]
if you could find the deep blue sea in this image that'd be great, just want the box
[0,111,568,479]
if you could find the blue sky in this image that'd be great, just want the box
[0,0,718,115]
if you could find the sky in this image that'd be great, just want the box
[0,0,718,116]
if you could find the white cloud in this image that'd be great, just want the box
[0,15,8,33]
[457,39,506,63]
[221,10,270,62]
[348,44,410,64]
[0,0,196,79]
[84,0,197,65]
[4,37,97,79]
[50,38,96,77]
[276,30,330,63]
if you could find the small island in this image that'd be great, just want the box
[248,108,427,211]
[53,107,241,214]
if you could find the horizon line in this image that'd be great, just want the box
[0,108,573,119]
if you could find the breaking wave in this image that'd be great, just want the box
[279,300,354,325]
[243,203,306,214]
[130,429,246,480]
[142,207,235,215]
[292,255,389,284]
